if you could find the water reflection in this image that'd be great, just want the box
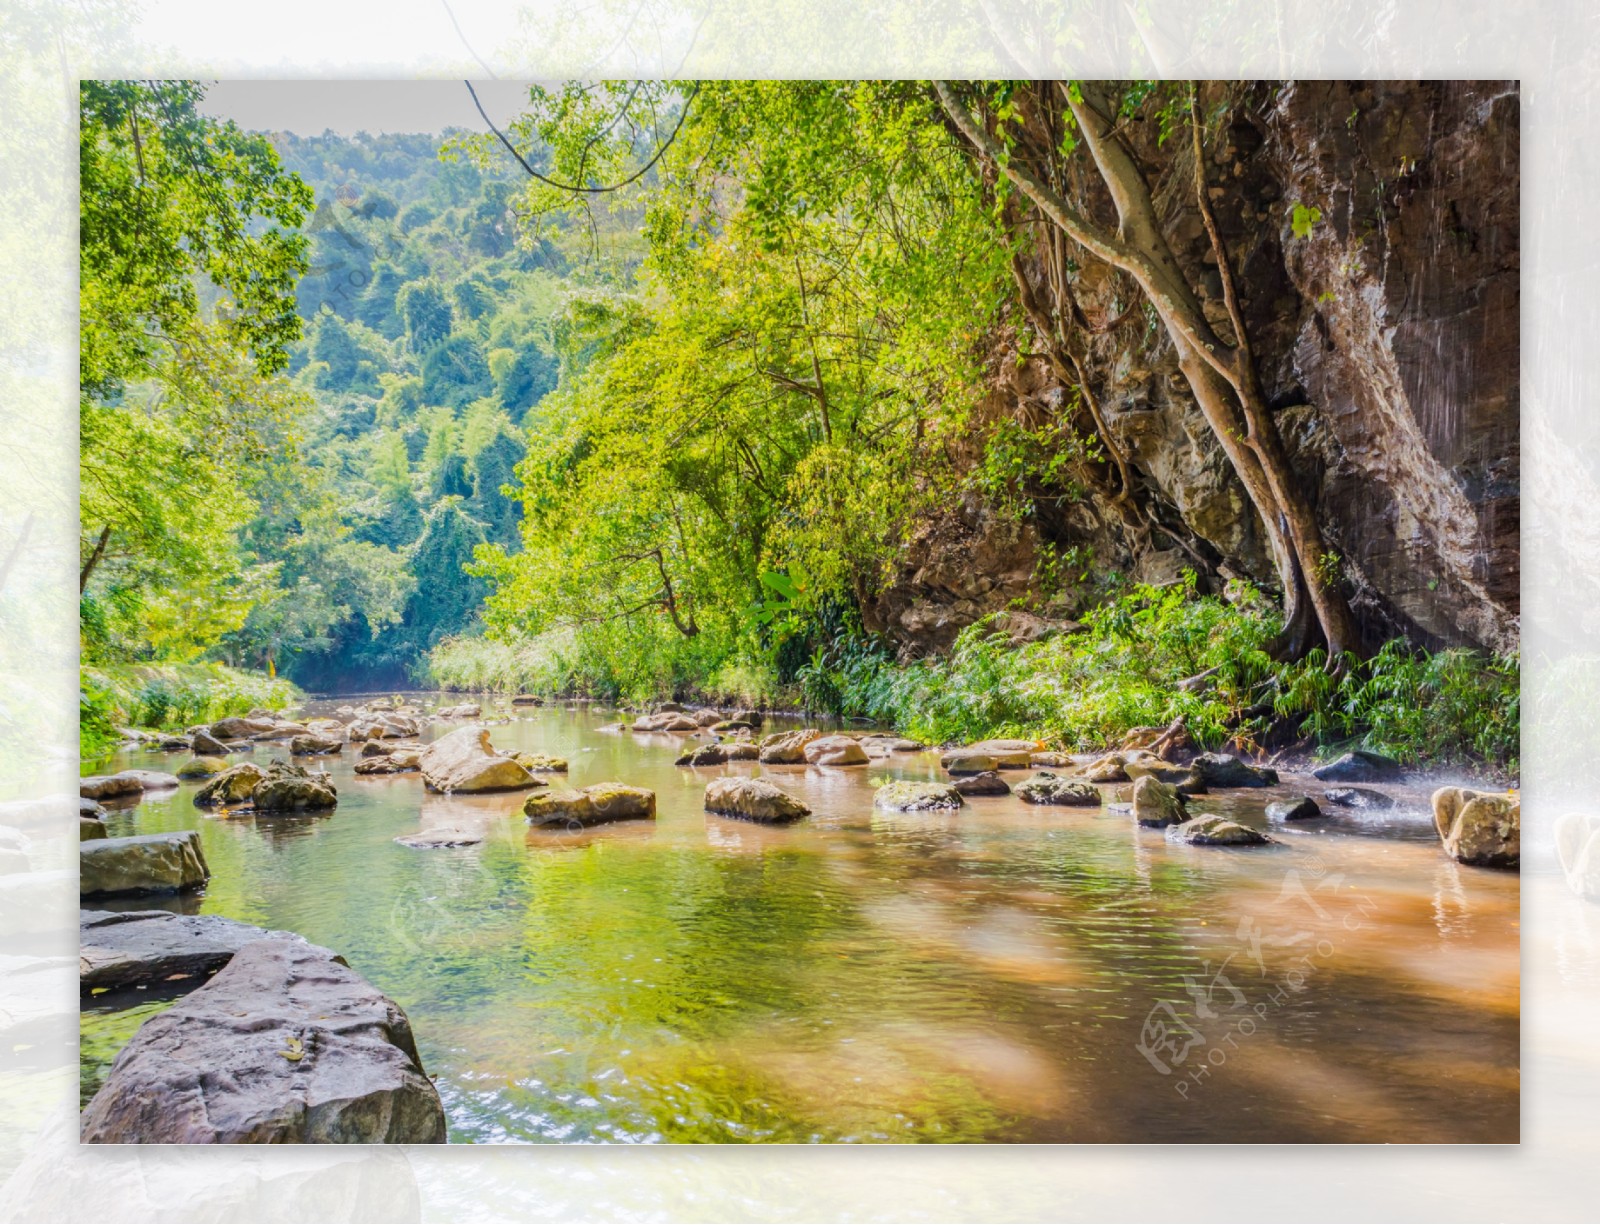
[78,695,1519,1142]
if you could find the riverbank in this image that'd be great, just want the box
[426,583,1520,786]
[80,664,300,764]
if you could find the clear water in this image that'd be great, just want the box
[81,696,1519,1143]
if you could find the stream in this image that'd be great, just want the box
[80,694,1519,1143]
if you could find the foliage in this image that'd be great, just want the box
[80,662,298,763]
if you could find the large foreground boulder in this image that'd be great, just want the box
[703,777,810,824]
[803,735,869,766]
[525,784,657,829]
[79,939,446,1143]
[1432,787,1519,869]
[80,909,302,991]
[758,728,821,764]
[81,831,209,897]
[873,781,965,812]
[419,726,536,794]
[1015,774,1101,807]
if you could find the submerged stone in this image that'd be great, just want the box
[1167,815,1273,846]
[873,781,965,812]
[525,783,657,829]
[1323,787,1394,810]
[953,770,1011,796]
[1312,750,1402,782]
[1267,795,1323,821]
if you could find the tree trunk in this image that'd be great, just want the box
[80,524,112,594]
[935,80,1360,660]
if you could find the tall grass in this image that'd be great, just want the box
[81,662,299,763]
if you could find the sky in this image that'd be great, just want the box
[198,79,539,136]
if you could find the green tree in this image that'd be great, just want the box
[398,280,453,353]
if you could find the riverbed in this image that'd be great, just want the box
[81,696,1519,1143]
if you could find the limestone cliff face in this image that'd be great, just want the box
[866,80,1519,658]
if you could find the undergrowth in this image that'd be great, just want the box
[81,662,299,763]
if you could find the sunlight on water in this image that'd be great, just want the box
[80,697,1519,1142]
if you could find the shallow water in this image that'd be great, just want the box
[81,696,1519,1143]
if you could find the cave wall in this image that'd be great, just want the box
[865,80,1519,658]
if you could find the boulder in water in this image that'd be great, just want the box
[80,831,209,897]
[758,728,821,764]
[942,753,998,776]
[1015,774,1101,807]
[193,763,267,807]
[1190,753,1279,788]
[419,726,537,794]
[803,735,869,766]
[209,716,277,740]
[1167,815,1273,846]
[253,762,338,813]
[1267,795,1323,821]
[525,784,657,829]
[1312,750,1402,783]
[79,774,144,801]
[80,817,108,841]
[675,743,730,767]
[176,756,228,780]
[873,781,965,812]
[954,770,1011,796]
[79,939,447,1143]
[703,777,810,824]
[513,753,568,773]
[190,729,230,756]
[1131,775,1187,827]
[1323,787,1394,810]
[290,733,343,756]
[942,741,1033,769]
[1432,787,1519,868]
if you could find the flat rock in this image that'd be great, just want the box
[943,741,1033,769]
[942,753,998,776]
[633,711,699,732]
[80,774,145,801]
[1167,815,1273,846]
[704,777,810,824]
[121,770,180,791]
[954,770,1011,796]
[209,716,277,740]
[1122,758,1203,791]
[1132,775,1187,827]
[1030,751,1074,768]
[1267,795,1323,821]
[873,781,965,812]
[1323,787,1395,810]
[80,908,302,991]
[79,939,447,1143]
[1432,787,1519,869]
[81,831,209,897]
[758,728,821,764]
[420,726,536,794]
[525,783,657,829]
[1312,750,1402,783]
[1015,774,1101,807]
[803,735,869,766]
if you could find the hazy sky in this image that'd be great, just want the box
[198,79,539,136]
